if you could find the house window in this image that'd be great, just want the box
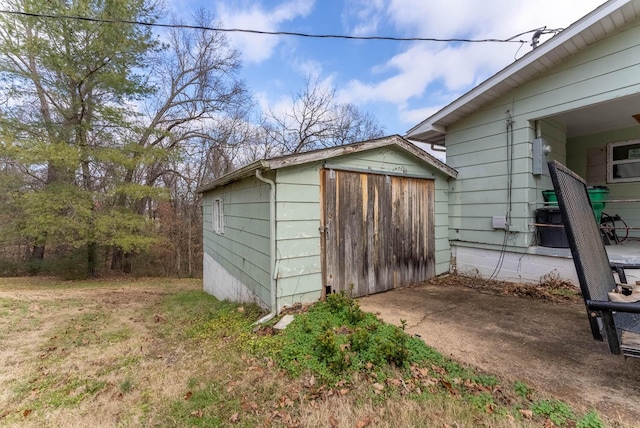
[212,198,224,234]
[607,140,640,183]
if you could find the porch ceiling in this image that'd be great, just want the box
[553,93,640,138]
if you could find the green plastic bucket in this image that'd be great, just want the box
[541,187,609,223]
[588,187,609,223]
[542,190,557,204]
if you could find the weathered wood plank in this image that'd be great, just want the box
[621,330,640,357]
[323,169,435,297]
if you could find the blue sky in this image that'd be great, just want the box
[167,0,606,136]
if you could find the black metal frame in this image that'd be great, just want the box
[548,160,640,356]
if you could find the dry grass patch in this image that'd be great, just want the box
[0,277,605,428]
[0,277,201,427]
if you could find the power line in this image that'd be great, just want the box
[0,9,541,44]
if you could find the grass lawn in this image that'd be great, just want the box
[0,277,605,427]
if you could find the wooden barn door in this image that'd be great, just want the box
[322,169,435,298]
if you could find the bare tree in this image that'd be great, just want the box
[111,9,250,272]
[264,77,385,155]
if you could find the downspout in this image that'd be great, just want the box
[430,142,446,152]
[255,169,278,324]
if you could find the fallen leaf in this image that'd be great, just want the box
[441,380,460,397]
[387,378,402,387]
[431,365,446,376]
[308,375,315,387]
[183,391,192,401]
[22,409,32,418]
[422,377,438,386]
[356,416,372,427]
[339,388,349,395]
[372,383,384,394]
[519,409,533,419]
[242,401,258,413]
[328,415,339,427]
[190,409,203,418]
[543,418,556,428]
[229,413,239,423]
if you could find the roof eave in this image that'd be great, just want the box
[195,160,269,193]
[405,0,637,142]
[197,134,458,193]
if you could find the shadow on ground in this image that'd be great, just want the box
[358,276,640,426]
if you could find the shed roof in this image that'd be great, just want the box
[196,135,457,193]
[406,0,640,144]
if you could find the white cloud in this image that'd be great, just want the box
[337,41,507,105]
[339,0,605,125]
[291,58,323,79]
[342,0,387,36]
[401,105,445,128]
[384,0,606,40]
[215,0,315,63]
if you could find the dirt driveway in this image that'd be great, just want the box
[358,277,640,426]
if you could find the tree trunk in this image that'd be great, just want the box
[87,242,97,277]
[111,247,132,273]
[30,244,45,261]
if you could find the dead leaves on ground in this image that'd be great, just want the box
[204,348,539,427]
[426,273,580,303]
[328,414,372,428]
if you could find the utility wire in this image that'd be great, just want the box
[0,9,546,44]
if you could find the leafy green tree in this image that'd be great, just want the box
[0,0,161,275]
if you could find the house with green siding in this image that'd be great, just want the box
[197,135,456,313]
[406,0,640,284]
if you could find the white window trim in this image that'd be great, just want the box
[607,139,640,183]
[212,198,224,235]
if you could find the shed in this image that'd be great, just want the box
[197,135,457,313]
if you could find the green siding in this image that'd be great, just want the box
[204,143,453,309]
[567,126,640,238]
[327,146,442,177]
[274,163,322,305]
[445,21,640,250]
[202,174,272,306]
[274,146,452,305]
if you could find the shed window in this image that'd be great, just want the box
[608,140,640,183]
[212,198,224,234]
